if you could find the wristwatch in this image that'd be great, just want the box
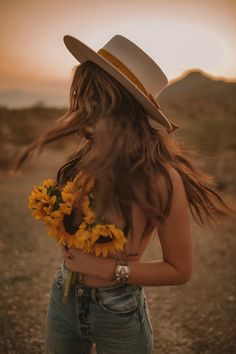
[115,260,130,284]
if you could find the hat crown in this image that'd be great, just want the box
[101,35,168,98]
[63,33,178,132]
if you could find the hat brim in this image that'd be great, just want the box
[63,35,177,132]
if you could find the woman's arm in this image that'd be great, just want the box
[97,167,193,286]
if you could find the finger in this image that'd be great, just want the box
[62,241,68,250]
[64,260,70,271]
[61,248,68,257]
[69,248,83,255]
[62,252,70,261]
[63,250,73,259]
[60,244,68,253]
[62,246,72,255]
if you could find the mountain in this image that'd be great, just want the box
[0,69,235,109]
[159,70,236,105]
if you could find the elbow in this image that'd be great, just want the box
[166,260,193,285]
[176,270,192,284]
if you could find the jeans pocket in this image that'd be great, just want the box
[99,289,139,316]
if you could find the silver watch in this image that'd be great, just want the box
[115,260,130,284]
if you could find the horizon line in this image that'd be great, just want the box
[1,68,235,95]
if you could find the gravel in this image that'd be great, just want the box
[0,151,235,354]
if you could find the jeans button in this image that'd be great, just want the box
[77,288,84,296]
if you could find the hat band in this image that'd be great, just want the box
[97,48,179,133]
[97,48,161,110]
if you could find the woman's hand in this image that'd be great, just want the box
[61,246,98,275]
[60,245,117,280]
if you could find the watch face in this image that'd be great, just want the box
[118,265,128,276]
[120,267,126,275]
[116,262,130,282]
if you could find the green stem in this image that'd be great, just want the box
[71,271,76,285]
[63,271,73,304]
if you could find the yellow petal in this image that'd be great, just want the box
[95,247,101,256]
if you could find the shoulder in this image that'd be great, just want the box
[166,165,184,191]
[154,164,185,199]
[157,164,189,227]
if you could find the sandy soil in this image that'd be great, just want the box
[0,150,235,354]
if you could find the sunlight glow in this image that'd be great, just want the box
[79,19,232,82]
[1,0,235,97]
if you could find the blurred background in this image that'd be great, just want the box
[0,1,235,353]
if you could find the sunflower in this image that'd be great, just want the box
[28,172,128,303]
[28,173,127,256]
[72,223,127,257]
[74,228,94,252]
[90,224,127,257]
[28,178,59,220]
[61,180,77,204]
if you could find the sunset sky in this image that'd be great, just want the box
[1,0,236,107]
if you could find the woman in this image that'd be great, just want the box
[12,34,231,354]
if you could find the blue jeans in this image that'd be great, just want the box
[45,261,154,354]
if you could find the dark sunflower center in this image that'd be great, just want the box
[96,235,114,244]
[63,208,79,235]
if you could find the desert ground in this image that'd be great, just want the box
[0,146,235,354]
[1,72,236,353]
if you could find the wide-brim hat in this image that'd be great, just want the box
[63,34,178,133]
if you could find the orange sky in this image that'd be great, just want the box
[1,0,236,98]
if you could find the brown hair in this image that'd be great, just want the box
[10,60,232,241]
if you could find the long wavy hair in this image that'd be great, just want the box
[11,60,232,241]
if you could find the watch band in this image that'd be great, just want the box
[115,259,130,284]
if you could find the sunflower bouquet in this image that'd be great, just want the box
[28,173,127,303]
